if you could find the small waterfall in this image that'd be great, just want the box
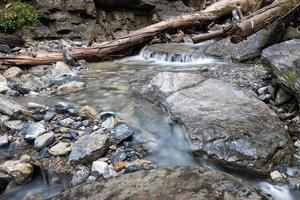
[141,47,200,63]
[258,182,295,200]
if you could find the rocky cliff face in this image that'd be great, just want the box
[32,0,195,42]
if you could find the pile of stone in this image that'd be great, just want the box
[0,61,86,97]
[0,97,154,193]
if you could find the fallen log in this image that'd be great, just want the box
[0,0,262,66]
[192,0,300,43]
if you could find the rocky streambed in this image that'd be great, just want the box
[0,39,300,200]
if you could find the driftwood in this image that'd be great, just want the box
[0,0,262,66]
[192,0,300,43]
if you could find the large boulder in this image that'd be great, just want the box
[262,39,300,99]
[205,24,279,62]
[139,72,292,175]
[55,167,271,200]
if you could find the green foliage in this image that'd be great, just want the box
[0,1,39,33]
[286,71,297,84]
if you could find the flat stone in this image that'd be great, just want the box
[0,160,33,184]
[138,72,292,175]
[49,142,72,156]
[262,39,300,99]
[21,121,47,141]
[69,133,109,164]
[34,132,55,150]
[57,81,86,95]
[113,123,135,144]
[56,167,271,200]
[101,116,119,129]
[0,96,30,117]
[3,120,24,131]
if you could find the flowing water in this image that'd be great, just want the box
[0,43,298,200]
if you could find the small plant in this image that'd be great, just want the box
[0,1,39,33]
[286,70,297,84]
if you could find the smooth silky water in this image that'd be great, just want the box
[0,43,297,200]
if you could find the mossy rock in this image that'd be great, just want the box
[262,39,300,99]
[0,1,39,33]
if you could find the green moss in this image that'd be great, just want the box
[286,71,297,84]
[0,1,39,33]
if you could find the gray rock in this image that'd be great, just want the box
[69,133,109,164]
[275,88,292,105]
[0,134,8,146]
[113,123,135,144]
[51,61,73,77]
[3,120,24,131]
[111,151,126,165]
[0,44,10,53]
[262,39,300,99]
[91,160,108,176]
[34,132,55,150]
[58,118,75,126]
[57,81,86,95]
[0,97,30,117]
[48,142,72,156]
[21,121,47,141]
[206,24,279,61]
[56,167,271,200]
[139,72,292,175]
[44,111,56,122]
[71,166,90,186]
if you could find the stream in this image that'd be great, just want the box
[0,43,298,200]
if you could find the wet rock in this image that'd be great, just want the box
[0,160,33,184]
[0,97,30,117]
[113,123,135,144]
[270,171,284,182]
[262,39,300,99]
[206,24,279,61]
[101,116,119,129]
[17,74,42,93]
[71,166,90,186]
[275,88,292,106]
[3,67,22,79]
[0,134,8,146]
[3,120,24,131]
[21,121,47,141]
[56,167,271,200]
[80,105,98,121]
[44,111,56,122]
[51,61,73,77]
[111,151,126,164]
[139,72,292,175]
[58,118,75,126]
[55,102,74,113]
[49,142,72,156]
[57,81,86,95]
[69,133,109,164]
[34,132,55,150]
[91,160,108,176]
[141,71,205,101]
